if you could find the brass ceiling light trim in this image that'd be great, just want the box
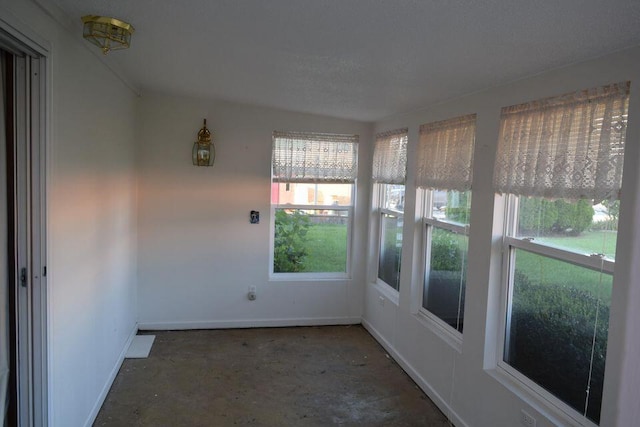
[81,15,135,55]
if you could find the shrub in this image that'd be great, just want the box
[554,199,594,235]
[445,207,470,224]
[518,198,593,236]
[518,198,558,233]
[273,210,310,272]
[431,229,462,272]
[507,270,608,423]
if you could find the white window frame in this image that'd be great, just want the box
[495,194,613,427]
[374,183,404,293]
[416,188,470,347]
[269,183,355,280]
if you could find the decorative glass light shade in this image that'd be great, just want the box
[81,15,134,55]
[192,119,215,167]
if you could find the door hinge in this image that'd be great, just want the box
[20,267,27,287]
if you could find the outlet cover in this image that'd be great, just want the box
[520,410,536,427]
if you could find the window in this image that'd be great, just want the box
[372,129,408,291]
[417,114,476,334]
[494,82,630,424]
[271,131,358,276]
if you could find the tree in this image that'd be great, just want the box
[601,199,620,222]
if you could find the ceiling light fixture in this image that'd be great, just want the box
[81,15,134,55]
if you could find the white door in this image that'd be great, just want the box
[0,33,48,427]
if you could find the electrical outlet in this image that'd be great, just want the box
[378,296,385,306]
[520,410,536,427]
[248,286,257,301]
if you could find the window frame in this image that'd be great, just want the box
[416,188,470,345]
[495,194,613,427]
[269,184,355,280]
[374,183,404,292]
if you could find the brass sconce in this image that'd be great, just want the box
[193,119,215,167]
[81,15,134,55]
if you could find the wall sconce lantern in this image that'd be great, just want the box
[81,15,134,55]
[193,119,215,167]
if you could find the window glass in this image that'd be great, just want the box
[433,190,471,225]
[382,184,405,212]
[272,183,353,206]
[502,196,615,424]
[422,189,471,332]
[378,213,402,290]
[273,206,349,273]
[514,196,618,259]
[505,249,612,423]
[423,228,467,332]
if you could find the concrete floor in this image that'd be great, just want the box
[94,325,452,426]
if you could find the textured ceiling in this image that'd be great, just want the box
[50,0,640,121]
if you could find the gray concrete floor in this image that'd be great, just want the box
[94,325,452,426]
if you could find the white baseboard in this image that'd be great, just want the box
[138,316,361,330]
[83,324,138,427]
[362,319,468,427]
[138,317,362,331]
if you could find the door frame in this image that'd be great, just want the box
[0,9,50,427]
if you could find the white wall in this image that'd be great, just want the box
[136,93,372,329]
[364,47,640,427]
[1,2,138,426]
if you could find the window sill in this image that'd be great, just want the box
[269,272,350,282]
[414,309,462,353]
[485,365,599,427]
[371,280,400,306]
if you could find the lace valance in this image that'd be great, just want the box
[416,114,476,191]
[372,128,408,185]
[493,82,630,200]
[272,131,359,183]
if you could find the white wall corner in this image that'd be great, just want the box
[83,324,138,427]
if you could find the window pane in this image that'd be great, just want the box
[423,227,467,332]
[515,196,618,259]
[505,249,611,424]
[431,190,471,225]
[273,208,348,273]
[378,213,402,290]
[382,184,405,211]
[272,183,353,206]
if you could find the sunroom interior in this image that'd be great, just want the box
[1,1,640,426]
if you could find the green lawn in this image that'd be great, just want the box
[515,249,613,302]
[301,222,348,272]
[534,230,617,259]
[514,231,616,302]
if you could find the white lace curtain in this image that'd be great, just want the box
[493,82,630,201]
[272,131,359,183]
[372,128,408,184]
[416,114,476,191]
